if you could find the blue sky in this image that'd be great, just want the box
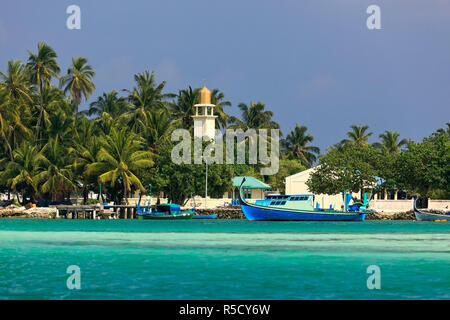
[1,0,449,151]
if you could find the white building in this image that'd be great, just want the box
[285,167,450,212]
[192,85,217,140]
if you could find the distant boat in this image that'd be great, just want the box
[238,178,367,221]
[413,198,449,221]
[137,203,194,220]
[137,187,194,220]
[188,194,217,219]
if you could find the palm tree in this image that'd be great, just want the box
[373,130,407,153]
[282,124,320,167]
[85,90,128,118]
[210,88,232,131]
[142,109,174,151]
[122,70,173,132]
[86,128,154,203]
[1,141,44,202]
[339,124,373,147]
[0,60,32,102]
[169,86,200,129]
[125,70,171,111]
[71,125,102,203]
[27,42,60,139]
[34,138,76,201]
[43,110,73,145]
[229,101,280,130]
[60,57,95,130]
[0,89,14,160]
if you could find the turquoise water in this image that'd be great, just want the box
[0,219,449,300]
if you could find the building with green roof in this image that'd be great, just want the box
[229,176,271,203]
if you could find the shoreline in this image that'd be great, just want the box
[0,206,424,220]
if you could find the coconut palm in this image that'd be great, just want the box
[85,90,128,118]
[142,109,174,151]
[169,86,200,129]
[6,99,33,151]
[125,70,171,111]
[27,42,60,139]
[282,124,320,167]
[71,127,102,203]
[229,101,280,130]
[210,88,232,131]
[34,138,76,201]
[339,124,373,147]
[122,70,173,132]
[43,110,73,145]
[0,89,14,160]
[0,60,32,102]
[1,141,44,202]
[60,57,95,130]
[86,128,154,203]
[0,89,31,160]
[373,130,408,153]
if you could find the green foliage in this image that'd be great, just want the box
[390,132,450,197]
[142,141,233,205]
[306,144,381,195]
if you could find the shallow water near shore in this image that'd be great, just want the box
[0,219,449,300]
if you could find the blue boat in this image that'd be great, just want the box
[190,196,217,219]
[238,178,368,221]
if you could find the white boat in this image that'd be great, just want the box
[413,198,450,221]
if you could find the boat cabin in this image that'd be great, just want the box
[255,194,315,211]
[155,203,181,214]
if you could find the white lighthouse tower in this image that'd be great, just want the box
[192,85,217,140]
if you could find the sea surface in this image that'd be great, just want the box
[0,219,449,300]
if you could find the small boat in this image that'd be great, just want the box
[193,214,217,219]
[189,197,217,219]
[238,178,368,221]
[413,198,450,221]
[137,189,195,220]
[137,203,194,220]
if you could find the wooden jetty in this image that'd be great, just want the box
[55,205,139,220]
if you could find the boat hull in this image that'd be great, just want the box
[241,205,365,221]
[137,208,194,220]
[137,213,193,220]
[414,210,449,221]
[413,198,449,221]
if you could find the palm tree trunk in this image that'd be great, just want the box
[73,101,79,136]
[123,179,127,204]
[2,132,13,161]
[35,82,44,141]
